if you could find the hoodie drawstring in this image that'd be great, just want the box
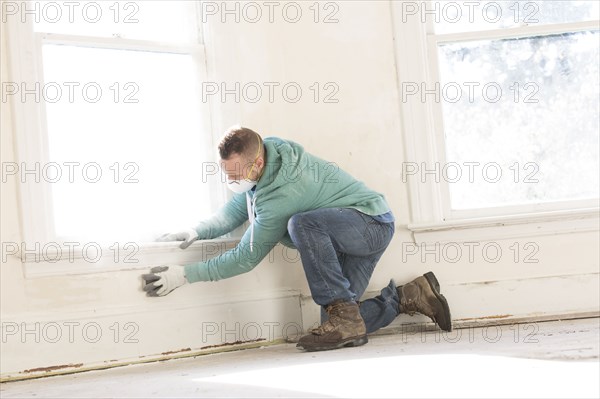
[245,191,257,252]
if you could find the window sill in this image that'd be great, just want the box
[408,208,599,244]
[20,238,240,278]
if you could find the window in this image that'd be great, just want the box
[393,1,599,241]
[4,1,230,275]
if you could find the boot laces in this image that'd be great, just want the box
[402,292,437,320]
[310,303,345,335]
[402,297,417,316]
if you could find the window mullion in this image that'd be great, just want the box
[426,34,454,222]
[451,199,600,220]
[6,18,56,245]
[33,31,58,244]
[391,8,446,224]
[431,20,600,44]
[37,32,204,55]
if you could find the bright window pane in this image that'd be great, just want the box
[42,44,210,243]
[434,1,600,34]
[437,30,600,209]
[33,1,198,43]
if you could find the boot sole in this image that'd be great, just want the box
[297,335,368,352]
[425,271,441,292]
[424,272,452,332]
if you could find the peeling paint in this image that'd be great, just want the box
[200,338,265,350]
[161,348,191,356]
[22,363,83,374]
[455,314,512,321]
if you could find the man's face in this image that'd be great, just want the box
[220,152,263,182]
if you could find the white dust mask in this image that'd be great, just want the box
[226,177,257,194]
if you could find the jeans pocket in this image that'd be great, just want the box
[365,222,394,253]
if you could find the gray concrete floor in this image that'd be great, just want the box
[1,317,599,398]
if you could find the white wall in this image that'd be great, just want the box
[1,1,598,380]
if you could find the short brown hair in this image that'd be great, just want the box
[218,126,262,161]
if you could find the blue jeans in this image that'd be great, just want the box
[287,207,399,334]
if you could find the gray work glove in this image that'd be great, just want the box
[156,228,198,249]
[141,265,188,297]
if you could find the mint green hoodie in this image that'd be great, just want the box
[184,137,392,282]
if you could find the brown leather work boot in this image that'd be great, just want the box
[296,300,368,352]
[397,271,452,332]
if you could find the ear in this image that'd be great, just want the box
[255,155,265,169]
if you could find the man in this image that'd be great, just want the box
[142,126,451,352]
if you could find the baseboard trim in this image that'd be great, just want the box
[2,311,598,384]
[0,338,287,383]
[371,310,600,337]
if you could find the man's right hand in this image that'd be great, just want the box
[156,228,198,249]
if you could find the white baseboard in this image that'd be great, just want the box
[2,273,598,382]
[299,272,600,331]
[0,288,302,381]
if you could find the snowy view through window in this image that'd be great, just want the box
[435,1,599,210]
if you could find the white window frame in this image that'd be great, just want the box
[391,1,600,244]
[5,2,239,277]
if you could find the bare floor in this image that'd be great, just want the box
[1,318,599,398]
